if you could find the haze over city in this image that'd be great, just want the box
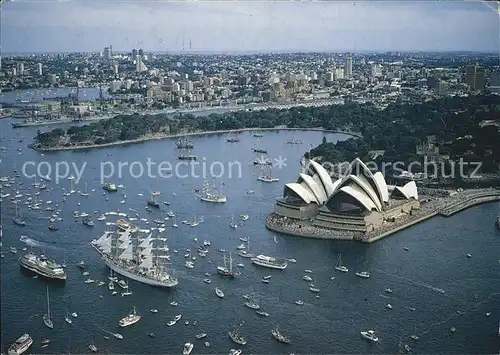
[1,0,499,53]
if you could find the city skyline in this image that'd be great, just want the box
[1,0,498,53]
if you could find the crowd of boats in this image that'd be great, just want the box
[2,134,499,355]
[175,134,282,183]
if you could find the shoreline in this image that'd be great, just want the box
[32,127,361,152]
[266,189,500,243]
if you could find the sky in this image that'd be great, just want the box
[1,0,499,53]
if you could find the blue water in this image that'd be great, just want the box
[1,116,499,354]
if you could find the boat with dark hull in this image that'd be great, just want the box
[91,227,178,288]
[19,253,67,281]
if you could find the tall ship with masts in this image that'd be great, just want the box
[175,137,194,149]
[147,191,161,208]
[199,179,227,203]
[90,224,178,288]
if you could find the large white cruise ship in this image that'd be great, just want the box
[90,224,178,288]
[251,254,288,270]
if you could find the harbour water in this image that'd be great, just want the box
[1,117,499,354]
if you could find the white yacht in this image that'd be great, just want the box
[356,271,370,278]
[119,306,141,327]
[361,330,379,342]
[215,287,225,298]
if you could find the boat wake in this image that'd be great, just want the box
[19,236,72,250]
[374,269,446,295]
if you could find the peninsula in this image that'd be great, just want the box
[266,157,500,243]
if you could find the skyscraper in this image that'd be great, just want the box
[138,48,144,57]
[465,64,477,88]
[37,63,43,76]
[345,55,353,77]
[103,46,111,58]
[475,68,486,90]
[132,48,138,58]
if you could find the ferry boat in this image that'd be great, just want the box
[19,253,67,280]
[103,183,118,192]
[251,254,288,270]
[119,306,141,327]
[8,334,33,355]
[271,327,291,344]
[90,226,178,288]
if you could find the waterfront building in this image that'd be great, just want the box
[267,158,420,240]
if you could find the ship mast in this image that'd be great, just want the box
[229,252,233,272]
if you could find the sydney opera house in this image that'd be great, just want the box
[266,158,420,241]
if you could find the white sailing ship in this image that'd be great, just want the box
[90,225,178,288]
[199,179,227,203]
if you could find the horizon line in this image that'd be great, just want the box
[1,50,499,56]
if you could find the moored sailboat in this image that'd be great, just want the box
[119,306,141,327]
[43,287,53,329]
[335,253,348,272]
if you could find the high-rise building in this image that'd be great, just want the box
[132,48,138,58]
[371,64,382,78]
[475,68,486,90]
[436,81,449,96]
[103,46,111,58]
[135,56,147,72]
[113,63,119,75]
[344,55,353,77]
[37,63,43,76]
[465,64,477,88]
[16,62,24,76]
[138,48,144,57]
